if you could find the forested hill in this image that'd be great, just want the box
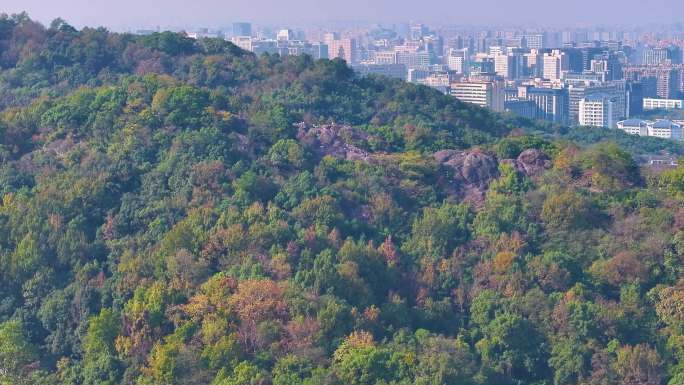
[4,13,684,385]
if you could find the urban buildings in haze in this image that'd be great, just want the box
[169,21,684,140]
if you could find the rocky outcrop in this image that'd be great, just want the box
[514,149,551,176]
[295,122,372,162]
[434,149,500,207]
[434,148,551,207]
[295,122,553,208]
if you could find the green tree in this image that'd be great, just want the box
[0,320,38,385]
[82,309,121,385]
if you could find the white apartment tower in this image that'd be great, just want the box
[447,49,468,73]
[450,81,505,112]
[579,94,621,128]
[543,50,568,81]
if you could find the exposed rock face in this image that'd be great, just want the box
[295,122,552,208]
[435,150,500,187]
[434,150,500,207]
[295,122,371,162]
[515,149,551,176]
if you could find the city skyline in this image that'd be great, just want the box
[4,2,684,137]
[3,0,684,30]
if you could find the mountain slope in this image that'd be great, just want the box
[2,14,684,385]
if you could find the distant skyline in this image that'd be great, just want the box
[3,0,684,31]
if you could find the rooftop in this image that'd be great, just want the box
[653,119,681,129]
[619,119,649,127]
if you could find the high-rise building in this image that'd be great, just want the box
[567,81,626,124]
[374,51,398,65]
[494,54,511,78]
[397,51,433,68]
[626,82,644,117]
[447,49,468,73]
[657,68,681,99]
[545,32,561,49]
[423,35,444,56]
[505,99,538,119]
[489,46,504,56]
[309,43,329,60]
[277,29,294,41]
[579,93,622,128]
[543,50,569,81]
[524,34,545,50]
[324,33,358,65]
[469,58,496,76]
[494,53,524,80]
[643,46,683,66]
[515,86,569,124]
[450,81,505,112]
[232,22,252,37]
[524,49,543,77]
[409,23,428,40]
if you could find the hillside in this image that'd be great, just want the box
[3,13,684,385]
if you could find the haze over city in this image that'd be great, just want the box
[4,0,684,30]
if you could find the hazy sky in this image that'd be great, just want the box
[3,0,684,30]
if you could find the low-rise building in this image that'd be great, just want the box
[616,119,649,136]
[650,119,684,140]
[617,119,684,140]
[643,98,684,110]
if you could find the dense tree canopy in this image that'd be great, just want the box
[2,13,684,385]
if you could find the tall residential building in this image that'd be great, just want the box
[409,23,428,40]
[643,46,683,66]
[567,81,626,124]
[626,82,644,117]
[447,49,468,73]
[579,93,622,128]
[514,86,569,124]
[277,29,294,41]
[623,66,681,99]
[374,51,398,65]
[489,46,504,56]
[494,54,511,78]
[325,34,358,65]
[469,57,496,75]
[505,99,538,119]
[232,22,252,37]
[494,54,523,80]
[657,68,682,99]
[450,81,505,112]
[524,34,545,50]
[543,50,569,81]
[323,32,338,47]
[524,49,543,77]
[397,51,433,68]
